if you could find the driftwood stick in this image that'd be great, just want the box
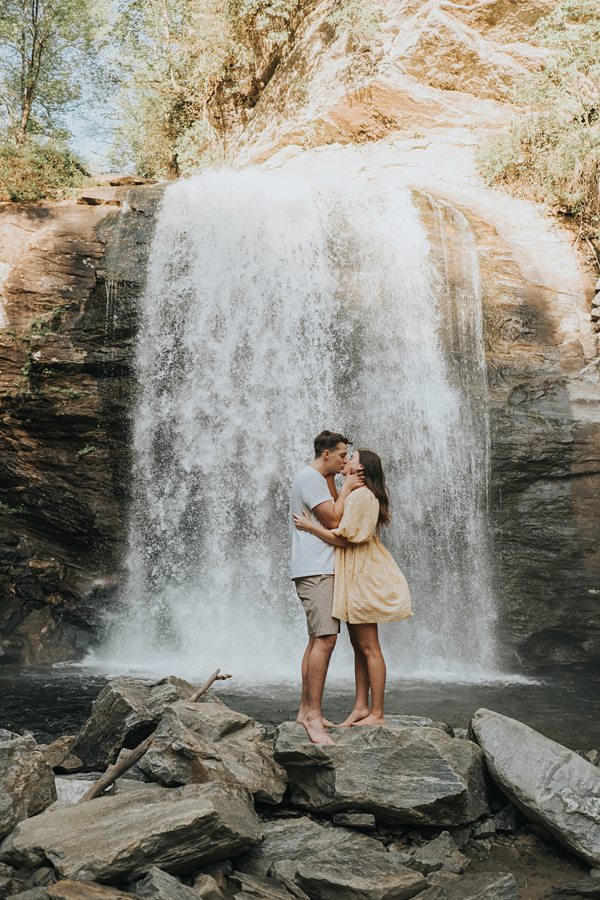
[79,668,233,802]
[79,735,154,801]
[188,668,232,702]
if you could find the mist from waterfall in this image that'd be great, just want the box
[99,167,498,681]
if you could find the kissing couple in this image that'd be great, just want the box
[290,430,413,745]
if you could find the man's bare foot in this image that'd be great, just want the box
[338,707,370,727]
[351,713,385,727]
[297,711,334,728]
[303,716,335,745]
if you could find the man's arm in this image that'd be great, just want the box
[313,473,363,528]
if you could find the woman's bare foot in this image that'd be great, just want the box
[351,713,385,726]
[303,716,335,745]
[322,718,335,728]
[338,707,370,727]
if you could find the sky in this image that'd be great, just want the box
[65,103,116,172]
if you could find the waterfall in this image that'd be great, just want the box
[101,167,498,681]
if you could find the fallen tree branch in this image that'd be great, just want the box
[188,668,232,702]
[79,668,232,802]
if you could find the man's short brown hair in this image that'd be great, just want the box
[313,430,351,458]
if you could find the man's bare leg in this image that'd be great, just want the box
[339,624,371,726]
[296,635,315,724]
[303,634,337,744]
[351,624,386,726]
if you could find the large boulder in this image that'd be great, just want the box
[0,730,56,838]
[70,677,197,768]
[274,722,489,825]
[138,700,286,804]
[235,817,428,899]
[471,708,600,866]
[0,782,261,883]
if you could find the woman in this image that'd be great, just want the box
[293,449,412,726]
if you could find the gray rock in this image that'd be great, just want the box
[385,716,453,736]
[138,700,286,804]
[192,874,225,899]
[10,891,49,900]
[236,817,427,899]
[431,872,518,899]
[0,730,56,838]
[419,872,519,900]
[411,831,469,875]
[274,722,489,826]
[229,872,302,898]
[471,816,496,839]
[133,866,198,899]
[47,883,136,899]
[493,804,519,834]
[70,677,197,768]
[331,812,377,831]
[551,880,600,897]
[40,738,82,774]
[293,858,427,899]
[471,708,600,865]
[0,874,26,897]
[0,783,261,882]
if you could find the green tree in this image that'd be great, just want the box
[113,0,300,177]
[478,0,600,250]
[0,0,108,143]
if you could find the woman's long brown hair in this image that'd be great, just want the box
[357,448,390,527]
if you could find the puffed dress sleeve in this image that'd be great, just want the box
[333,488,379,543]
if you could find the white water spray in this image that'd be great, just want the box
[100,167,497,681]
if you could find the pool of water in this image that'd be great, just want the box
[0,665,598,751]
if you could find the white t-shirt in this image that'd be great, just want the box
[289,465,335,579]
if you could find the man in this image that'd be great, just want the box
[290,430,363,744]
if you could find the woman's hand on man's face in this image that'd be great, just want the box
[345,470,365,491]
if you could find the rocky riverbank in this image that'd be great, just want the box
[0,676,599,899]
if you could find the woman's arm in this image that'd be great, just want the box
[293,512,349,547]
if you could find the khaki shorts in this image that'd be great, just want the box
[294,575,339,637]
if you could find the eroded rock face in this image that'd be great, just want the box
[274,722,489,825]
[0,782,261,882]
[0,730,56,838]
[471,708,600,866]
[0,185,163,665]
[138,698,287,804]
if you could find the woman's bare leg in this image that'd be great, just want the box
[338,624,371,726]
[351,623,386,725]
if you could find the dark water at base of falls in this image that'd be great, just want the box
[0,667,598,752]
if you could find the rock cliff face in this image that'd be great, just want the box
[0,0,599,670]
[0,186,163,663]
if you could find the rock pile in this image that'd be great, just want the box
[0,677,598,898]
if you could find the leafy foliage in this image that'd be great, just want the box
[478,0,600,247]
[0,0,109,143]
[0,140,88,201]
[325,0,382,49]
[112,0,300,177]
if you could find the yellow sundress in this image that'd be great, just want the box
[332,486,413,624]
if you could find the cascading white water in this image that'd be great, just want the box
[100,167,498,680]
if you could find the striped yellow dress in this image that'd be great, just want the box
[332,487,413,624]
